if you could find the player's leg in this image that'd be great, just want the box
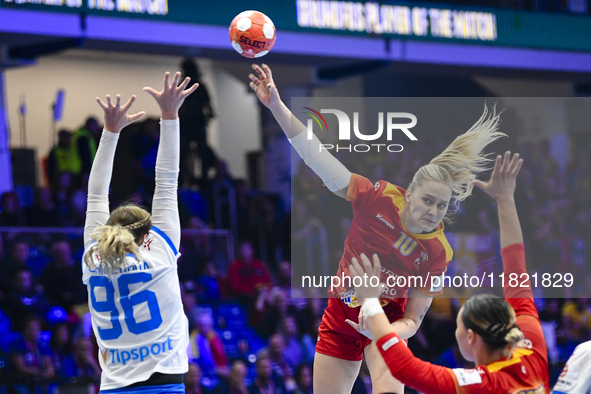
[364,341,405,394]
[313,352,362,394]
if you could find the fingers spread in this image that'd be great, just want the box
[128,111,146,122]
[345,320,360,331]
[262,63,273,81]
[178,76,191,91]
[121,95,136,111]
[163,72,170,89]
[252,64,266,81]
[172,72,181,88]
[143,87,159,98]
[500,151,510,173]
[491,155,501,178]
[96,97,108,110]
[106,95,113,107]
[359,253,373,275]
[471,179,486,190]
[512,158,523,177]
[509,153,520,173]
[372,254,381,276]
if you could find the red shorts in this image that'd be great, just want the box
[316,298,406,361]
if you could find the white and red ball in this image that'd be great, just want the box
[229,10,276,58]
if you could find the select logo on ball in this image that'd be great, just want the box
[229,10,276,58]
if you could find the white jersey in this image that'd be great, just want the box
[553,340,591,394]
[82,226,189,390]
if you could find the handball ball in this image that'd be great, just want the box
[229,10,276,58]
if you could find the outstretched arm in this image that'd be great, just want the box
[144,72,198,252]
[472,152,523,249]
[473,152,532,300]
[84,95,144,248]
[249,64,351,198]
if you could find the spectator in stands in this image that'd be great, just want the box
[49,323,75,383]
[179,59,215,187]
[266,334,296,391]
[25,187,62,227]
[11,315,55,383]
[52,171,75,225]
[280,315,315,367]
[213,360,248,394]
[190,310,229,389]
[0,240,32,294]
[70,337,101,383]
[249,352,287,394]
[132,118,160,193]
[40,240,85,310]
[227,241,272,301]
[72,118,98,183]
[0,191,27,227]
[293,364,313,394]
[46,129,74,191]
[6,270,48,331]
[181,285,199,331]
[250,287,291,338]
[559,298,591,344]
[195,262,224,302]
[185,362,206,394]
[178,217,211,284]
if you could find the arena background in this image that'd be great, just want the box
[0,0,590,392]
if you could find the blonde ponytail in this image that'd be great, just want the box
[409,104,506,212]
[83,204,151,274]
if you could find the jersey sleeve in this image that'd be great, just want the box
[553,341,591,394]
[151,119,181,251]
[346,174,386,211]
[501,243,535,302]
[376,332,458,394]
[501,243,549,375]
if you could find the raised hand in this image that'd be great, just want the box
[348,253,384,301]
[472,151,523,201]
[249,64,281,110]
[96,95,145,134]
[143,71,199,120]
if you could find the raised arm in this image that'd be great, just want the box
[144,72,198,251]
[84,95,144,248]
[473,152,532,300]
[472,152,523,249]
[249,64,351,198]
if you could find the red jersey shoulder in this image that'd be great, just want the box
[347,174,404,211]
[451,352,546,394]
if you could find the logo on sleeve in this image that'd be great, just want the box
[452,368,482,386]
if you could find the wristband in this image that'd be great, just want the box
[361,298,384,318]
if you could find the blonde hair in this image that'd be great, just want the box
[461,294,524,350]
[83,204,151,274]
[409,104,506,216]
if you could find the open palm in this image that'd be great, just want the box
[473,151,523,200]
[249,64,281,110]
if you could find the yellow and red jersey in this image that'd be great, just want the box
[335,173,453,308]
[376,243,550,394]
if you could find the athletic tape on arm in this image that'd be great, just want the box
[289,131,351,193]
[362,298,384,318]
